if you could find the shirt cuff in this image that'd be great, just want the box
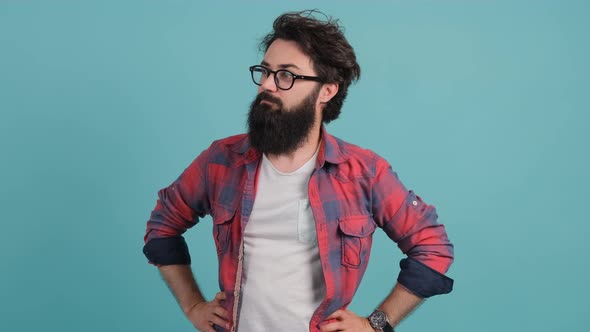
[143,236,191,265]
[397,257,454,298]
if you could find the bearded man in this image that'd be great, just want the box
[143,10,454,332]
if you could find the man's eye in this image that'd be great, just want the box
[278,71,293,80]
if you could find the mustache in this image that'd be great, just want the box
[255,92,283,108]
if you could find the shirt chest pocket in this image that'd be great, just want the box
[212,204,236,255]
[338,215,377,269]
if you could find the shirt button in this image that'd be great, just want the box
[412,200,418,206]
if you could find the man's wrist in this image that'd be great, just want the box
[368,309,394,332]
[182,298,206,315]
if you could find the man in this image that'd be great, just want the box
[143,10,454,332]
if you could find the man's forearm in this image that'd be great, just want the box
[377,283,424,328]
[159,265,206,314]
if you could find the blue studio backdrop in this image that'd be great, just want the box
[1,1,589,331]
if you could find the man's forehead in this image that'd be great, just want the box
[261,39,314,71]
[260,60,301,71]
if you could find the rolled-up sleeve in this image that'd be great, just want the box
[143,146,212,266]
[371,158,454,298]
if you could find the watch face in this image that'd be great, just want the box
[369,310,387,328]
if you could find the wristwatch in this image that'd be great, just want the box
[368,309,394,332]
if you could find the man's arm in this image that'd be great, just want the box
[143,144,226,331]
[321,158,454,332]
[377,282,423,327]
[371,158,454,294]
[159,265,230,332]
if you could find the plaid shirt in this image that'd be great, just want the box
[143,127,454,332]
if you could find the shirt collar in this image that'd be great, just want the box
[317,125,349,166]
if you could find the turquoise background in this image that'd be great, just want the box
[1,1,588,331]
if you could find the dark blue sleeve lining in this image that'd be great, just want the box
[143,236,191,265]
[397,257,453,298]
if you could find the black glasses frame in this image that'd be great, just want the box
[249,65,324,90]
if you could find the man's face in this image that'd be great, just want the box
[247,39,323,155]
[255,39,322,110]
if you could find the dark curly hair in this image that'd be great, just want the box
[260,10,361,123]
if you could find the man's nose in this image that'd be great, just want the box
[259,73,278,92]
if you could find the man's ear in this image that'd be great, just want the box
[318,83,339,104]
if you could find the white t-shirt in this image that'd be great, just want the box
[237,151,325,331]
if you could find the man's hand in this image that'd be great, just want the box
[185,292,231,332]
[319,309,375,332]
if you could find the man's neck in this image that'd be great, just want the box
[265,125,321,174]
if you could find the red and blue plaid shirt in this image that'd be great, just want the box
[144,127,454,332]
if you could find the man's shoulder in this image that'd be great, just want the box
[208,133,250,154]
[212,133,248,146]
[195,134,251,171]
[327,133,391,177]
[329,133,385,162]
[191,133,252,168]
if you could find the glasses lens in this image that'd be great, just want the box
[275,70,294,90]
[251,66,266,85]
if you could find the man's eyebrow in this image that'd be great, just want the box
[260,60,301,70]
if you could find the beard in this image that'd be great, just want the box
[247,87,320,155]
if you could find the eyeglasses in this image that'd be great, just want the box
[249,65,324,90]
